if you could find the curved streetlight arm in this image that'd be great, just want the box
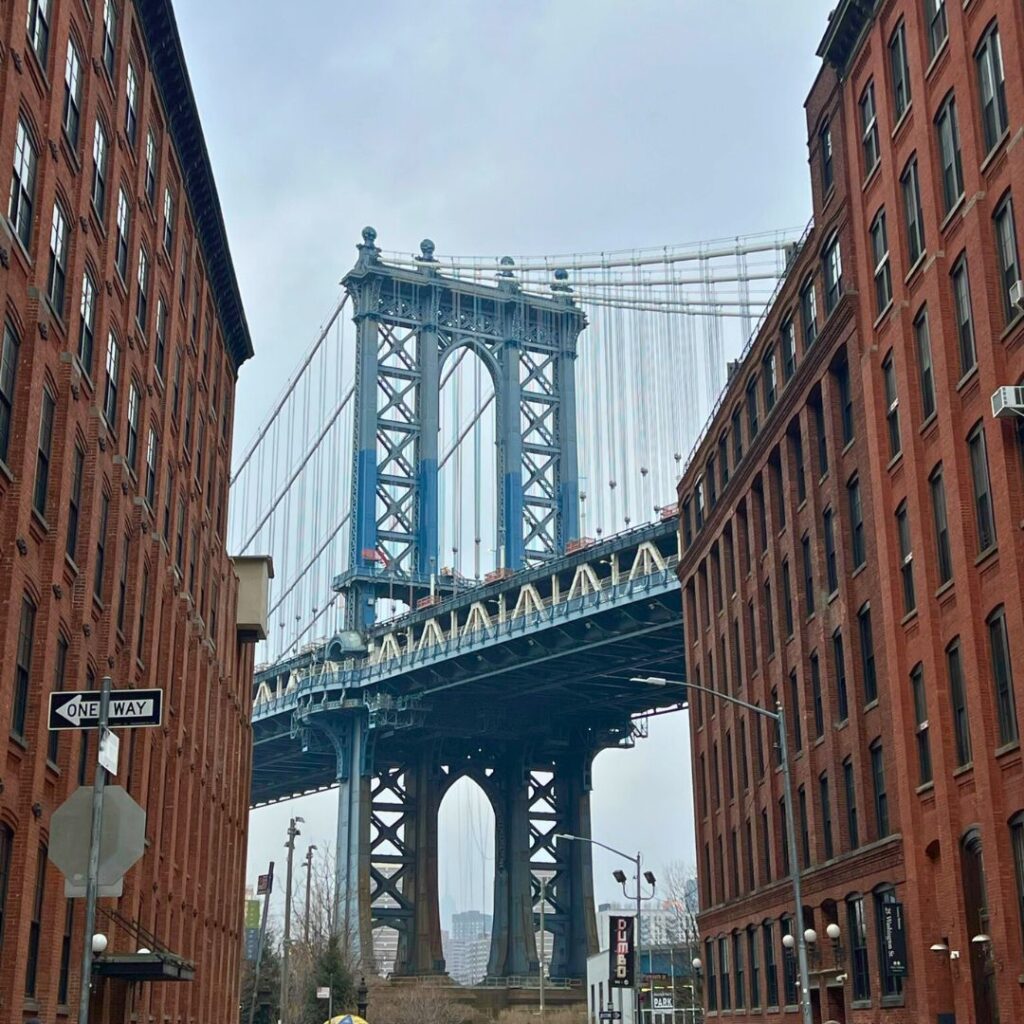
[682,679,780,722]
[555,832,638,866]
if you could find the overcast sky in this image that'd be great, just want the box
[173,0,830,926]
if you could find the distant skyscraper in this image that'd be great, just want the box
[445,910,492,985]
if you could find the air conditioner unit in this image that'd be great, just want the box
[1010,279,1024,312]
[991,385,1024,418]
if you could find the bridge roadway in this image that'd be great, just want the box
[249,516,687,980]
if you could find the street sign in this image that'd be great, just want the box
[257,872,273,895]
[599,1011,622,1021]
[609,916,636,989]
[98,729,120,775]
[652,995,674,1011]
[48,688,163,730]
[881,901,908,977]
[49,786,147,897]
[317,987,331,1000]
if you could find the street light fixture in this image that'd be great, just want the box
[555,833,654,1024]
[681,679,813,1024]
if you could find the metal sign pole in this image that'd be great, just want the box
[77,674,112,1024]
[247,863,275,1024]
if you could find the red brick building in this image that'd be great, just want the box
[0,1,264,1021]
[677,2,1024,1022]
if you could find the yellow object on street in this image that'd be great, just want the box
[325,1016,369,1024]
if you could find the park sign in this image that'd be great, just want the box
[609,915,635,989]
[48,688,163,730]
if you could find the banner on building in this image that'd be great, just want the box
[245,899,261,930]
[609,915,635,988]
[880,901,907,977]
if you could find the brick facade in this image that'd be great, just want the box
[677,3,1024,1023]
[0,1,256,1022]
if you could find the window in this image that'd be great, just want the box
[911,663,932,785]
[947,639,972,767]
[95,492,109,600]
[833,629,849,723]
[67,445,84,561]
[24,846,46,996]
[858,604,877,704]
[889,22,911,119]
[925,0,947,59]
[126,382,140,471]
[936,94,964,214]
[175,497,186,572]
[11,596,35,737]
[738,716,749,790]
[781,319,796,381]
[813,393,827,476]
[154,297,169,379]
[823,233,842,314]
[163,187,174,252]
[733,930,745,1008]
[0,322,19,465]
[163,465,174,540]
[726,730,735,799]
[870,740,889,837]
[762,349,777,411]
[78,270,97,375]
[33,387,55,517]
[951,256,976,375]
[847,896,870,1001]
[746,376,759,437]
[823,507,838,594]
[901,157,925,267]
[792,426,806,504]
[748,600,758,675]
[820,121,833,193]
[145,428,158,507]
[871,209,892,313]
[844,758,859,849]
[1011,815,1024,955]
[882,352,900,459]
[896,502,915,614]
[706,941,717,1011]
[58,902,74,1004]
[26,0,50,66]
[763,922,779,1007]
[781,918,797,1005]
[782,560,793,638]
[748,927,760,1007]
[928,465,952,585]
[63,38,82,146]
[104,331,120,425]
[47,637,65,762]
[968,422,996,553]
[914,306,935,420]
[860,81,879,174]
[9,118,37,248]
[760,807,771,877]
[180,237,190,303]
[820,773,834,860]
[835,359,853,444]
[875,887,904,996]
[811,651,824,738]
[764,580,775,656]
[136,245,149,329]
[719,935,731,1009]
[125,64,138,146]
[994,195,1020,324]
[102,0,116,77]
[976,23,1008,153]
[731,407,743,463]
[848,476,865,568]
[91,119,108,215]
[988,607,1018,746]
[145,129,157,203]
[116,532,130,632]
[47,201,69,313]
[798,785,810,867]
[115,188,130,279]
[788,670,802,752]
[0,824,11,953]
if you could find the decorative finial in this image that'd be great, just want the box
[497,255,516,278]
[418,238,436,261]
[550,267,572,294]
[362,226,377,245]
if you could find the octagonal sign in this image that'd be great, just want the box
[49,786,147,897]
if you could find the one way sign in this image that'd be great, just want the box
[48,689,164,730]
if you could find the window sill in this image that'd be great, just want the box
[953,762,973,779]
[864,698,879,713]
[886,450,903,472]
[900,608,918,627]
[935,578,954,599]
[0,458,12,483]
[30,507,50,534]
[904,251,927,285]
[996,740,1020,759]
[916,780,934,795]
[851,562,867,580]
[918,410,938,436]
[872,300,893,330]
[8,731,27,751]
[924,36,949,81]
[974,545,998,569]
[880,994,906,1009]
[891,103,912,140]
[834,717,849,732]
[850,1000,873,1011]
[939,193,966,233]
[979,130,1011,175]
[827,589,839,606]
[862,160,881,193]
[956,363,979,392]
[999,311,1024,341]
[841,438,855,456]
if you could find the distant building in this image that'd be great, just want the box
[445,910,492,985]
[596,903,689,950]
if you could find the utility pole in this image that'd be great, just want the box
[247,863,275,1024]
[281,816,304,1024]
[538,874,550,1021]
[303,844,317,945]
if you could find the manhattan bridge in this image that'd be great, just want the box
[231,225,803,984]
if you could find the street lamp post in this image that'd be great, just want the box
[555,833,655,1024]
[682,680,813,1024]
[281,816,304,1024]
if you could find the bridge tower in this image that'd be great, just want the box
[336,229,586,630]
